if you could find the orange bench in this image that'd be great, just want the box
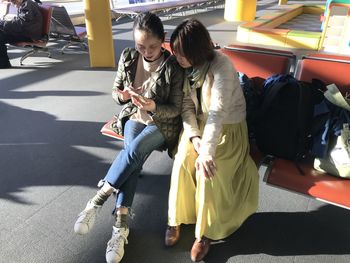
[264,53,350,209]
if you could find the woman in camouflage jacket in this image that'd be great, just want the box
[74,12,184,263]
[111,46,184,155]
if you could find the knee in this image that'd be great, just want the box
[125,143,147,163]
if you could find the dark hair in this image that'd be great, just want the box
[170,19,214,67]
[133,12,165,42]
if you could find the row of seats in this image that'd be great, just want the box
[101,43,350,210]
[111,0,223,21]
[1,2,87,65]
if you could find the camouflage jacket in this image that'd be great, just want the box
[111,47,184,157]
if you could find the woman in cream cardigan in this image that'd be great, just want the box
[165,19,259,262]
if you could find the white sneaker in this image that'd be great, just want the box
[74,200,101,235]
[105,226,129,263]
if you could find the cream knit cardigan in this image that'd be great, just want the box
[182,50,247,157]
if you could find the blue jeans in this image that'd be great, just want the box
[104,120,165,209]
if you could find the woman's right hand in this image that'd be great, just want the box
[117,88,131,101]
[195,154,216,179]
[116,86,142,102]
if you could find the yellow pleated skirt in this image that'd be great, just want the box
[168,121,259,240]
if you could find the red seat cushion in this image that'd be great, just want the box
[162,42,172,53]
[15,40,47,48]
[266,158,350,209]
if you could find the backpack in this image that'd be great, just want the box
[254,74,325,161]
[237,72,262,138]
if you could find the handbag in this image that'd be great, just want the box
[313,84,350,178]
[314,123,350,178]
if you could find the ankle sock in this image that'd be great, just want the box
[91,189,109,206]
[114,214,128,228]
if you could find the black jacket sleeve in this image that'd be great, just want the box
[3,0,43,40]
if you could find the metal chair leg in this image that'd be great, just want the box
[20,47,51,65]
[20,49,37,65]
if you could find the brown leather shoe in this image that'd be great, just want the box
[190,237,211,262]
[165,225,180,247]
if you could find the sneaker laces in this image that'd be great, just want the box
[77,205,98,224]
[107,228,128,253]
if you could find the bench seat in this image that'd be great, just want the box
[15,39,47,48]
[264,52,350,209]
[265,158,350,209]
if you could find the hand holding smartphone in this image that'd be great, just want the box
[116,85,142,101]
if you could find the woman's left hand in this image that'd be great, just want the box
[131,95,156,112]
[195,154,216,179]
